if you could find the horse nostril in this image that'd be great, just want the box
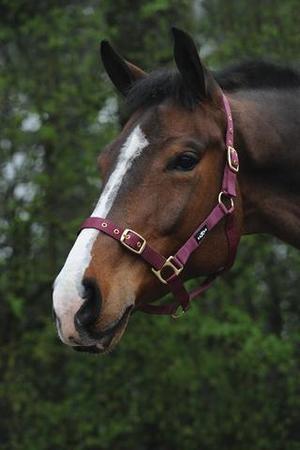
[75,278,102,329]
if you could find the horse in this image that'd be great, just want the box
[52,28,300,354]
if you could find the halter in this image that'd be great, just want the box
[79,93,240,318]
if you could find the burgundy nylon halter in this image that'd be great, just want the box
[80,93,240,318]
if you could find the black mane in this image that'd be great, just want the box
[215,60,300,91]
[125,60,300,115]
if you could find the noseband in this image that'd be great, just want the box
[80,94,240,318]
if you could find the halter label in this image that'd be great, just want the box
[194,225,208,243]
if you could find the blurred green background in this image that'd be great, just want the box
[1,1,300,449]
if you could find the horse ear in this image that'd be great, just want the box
[172,27,217,101]
[100,40,146,96]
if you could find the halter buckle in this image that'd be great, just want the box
[120,228,146,254]
[152,256,183,285]
[218,191,234,214]
[227,146,239,173]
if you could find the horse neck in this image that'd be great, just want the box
[229,87,300,248]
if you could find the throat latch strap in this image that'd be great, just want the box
[79,93,240,318]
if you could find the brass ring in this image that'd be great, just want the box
[171,306,185,319]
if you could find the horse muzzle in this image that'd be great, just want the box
[53,277,134,353]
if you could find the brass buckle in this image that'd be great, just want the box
[227,146,239,173]
[120,228,146,254]
[218,191,234,214]
[152,256,183,285]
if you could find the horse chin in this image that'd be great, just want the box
[100,316,130,354]
[74,305,132,355]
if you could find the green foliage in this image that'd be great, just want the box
[0,1,300,449]
[1,307,300,450]
[200,0,300,65]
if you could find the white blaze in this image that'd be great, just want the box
[53,125,149,342]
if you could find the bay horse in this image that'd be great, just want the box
[53,28,300,353]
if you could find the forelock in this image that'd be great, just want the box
[124,69,199,118]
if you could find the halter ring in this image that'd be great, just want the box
[171,305,186,319]
[152,256,183,285]
[218,191,234,214]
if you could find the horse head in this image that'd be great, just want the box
[53,28,243,353]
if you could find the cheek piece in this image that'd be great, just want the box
[79,94,240,318]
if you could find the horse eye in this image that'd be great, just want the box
[171,152,199,171]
